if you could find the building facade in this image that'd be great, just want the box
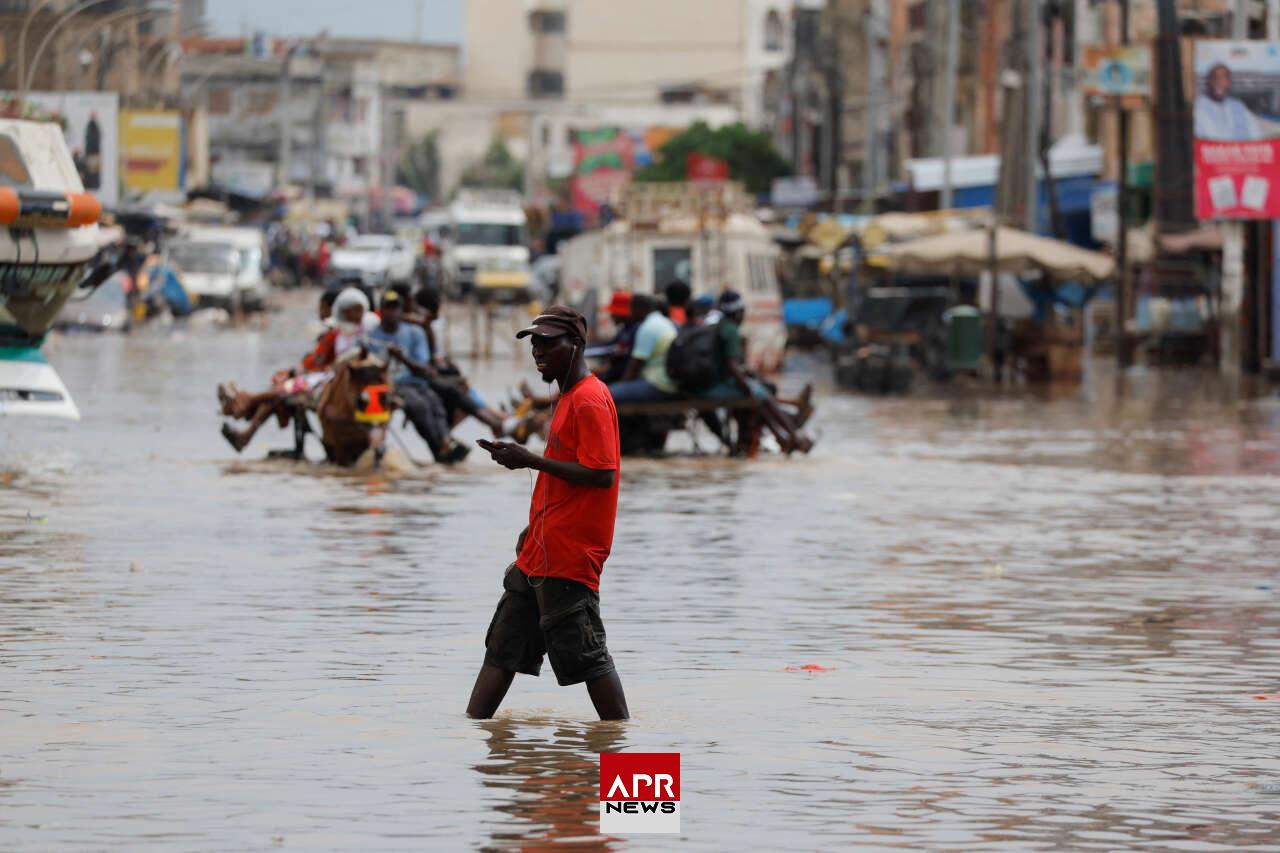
[179,36,459,198]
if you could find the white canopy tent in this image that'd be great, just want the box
[883,226,1116,284]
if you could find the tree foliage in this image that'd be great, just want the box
[634,121,791,194]
[457,135,524,194]
[396,131,441,201]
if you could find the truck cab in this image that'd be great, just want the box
[442,190,531,302]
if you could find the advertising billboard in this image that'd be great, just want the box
[17,91,119,207]
[1193,41,1280,219]
[1082,45,1152,106]
[569,126,683,222]
[571,128,634,223]
[120,109,184,193]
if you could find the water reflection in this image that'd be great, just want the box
[475,718,625,850]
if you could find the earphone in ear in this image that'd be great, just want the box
[562,340,580,389]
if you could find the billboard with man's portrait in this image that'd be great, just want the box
[9,91,119,207]
[1193,41,1280,219]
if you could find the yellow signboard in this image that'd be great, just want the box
[120,109,183,192]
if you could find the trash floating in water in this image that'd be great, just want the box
[1256,585,1274,592]
[982,563,1005,578]
[783,664,832,673]
[1258,782,1280,794]
[129,561,144,573]
[1252,694,1280,700]
[0,511,49,523]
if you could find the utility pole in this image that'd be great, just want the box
[996,0,1029,225]
[1024,0,1042,232]
[1067,0,1090,138]
[940,0,959,210]
[825,33,843,212]
[1115,0,1131,367]
[863,2,883,211]
[276,47,292,188]
[1219,0,1250,376]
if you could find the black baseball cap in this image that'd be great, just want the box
[515,305,588,342]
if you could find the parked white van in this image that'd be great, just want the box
[166,226,269,311]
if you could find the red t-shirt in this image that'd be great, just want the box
[516,374,620,592]
[669,305,687,327]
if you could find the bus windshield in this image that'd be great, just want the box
[454,222,525,247]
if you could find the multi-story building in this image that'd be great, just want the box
[455,1,808,206]
[465,0,745,106]
[179,36,459,199]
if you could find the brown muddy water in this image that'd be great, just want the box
[2,295,1279,850]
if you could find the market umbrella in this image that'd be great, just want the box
[883,226,1115,283]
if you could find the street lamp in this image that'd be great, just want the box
[16,0,56,93]
[67,5,179,91]
[22,0,176,97]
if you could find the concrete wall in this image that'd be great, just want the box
[463,0,532,100]
[401,99,530,196]
[463,0,749,104]
[565,0,745,103]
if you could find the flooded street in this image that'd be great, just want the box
[3,296,1280,850]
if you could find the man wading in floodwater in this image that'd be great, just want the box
[467,306,629,720]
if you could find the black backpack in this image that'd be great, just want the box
[665,324,721,392]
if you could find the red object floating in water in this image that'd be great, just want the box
[783,664,831,672]
[1253,694,1280,700]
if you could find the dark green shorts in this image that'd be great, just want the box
[483,564,615,686]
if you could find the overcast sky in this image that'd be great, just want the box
[205,0,465,43]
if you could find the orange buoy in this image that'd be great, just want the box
[65,192,101,227]
[0,187,18,225]
[0,189,102,228]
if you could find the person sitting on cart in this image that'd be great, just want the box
[700,291,813,454]
[217,287,375,452]
[595,290,639,384]
[664,279,691,327]
[607,292,680,404]
[688,293,718,326]
[404,286,509,436]
[366,290,470,464]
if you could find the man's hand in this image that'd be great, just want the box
[483,440,538,471]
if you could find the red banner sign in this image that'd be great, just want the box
[1195,139,1280,218]
[1192,40,1280,220]
[685,152,729,184]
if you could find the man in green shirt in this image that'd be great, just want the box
[702,291,812,454]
